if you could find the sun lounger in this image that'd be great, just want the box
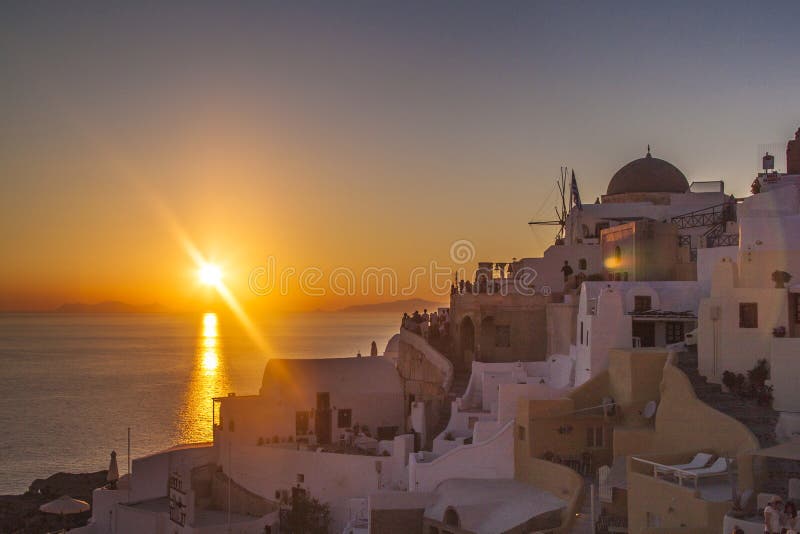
[689,457,729,477]
[655,452,714,474]
[677,457,730,488]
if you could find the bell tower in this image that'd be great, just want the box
[787,127,800,174]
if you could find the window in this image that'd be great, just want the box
[228,418,235,432]
[739,303,758,328]
[666,322,684,344]
[614,246,622,262]
[518,425,526,441]
[579,258,587,270]
[795,298,800,323]
[634,295,652,313]
[337,409,352,428]
[296,411,310,435]
[495,325,511,347]
[586,426,604,448]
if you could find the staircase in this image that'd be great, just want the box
[677,349,778,447]
[676,349,800,494]
[428,371,471,448]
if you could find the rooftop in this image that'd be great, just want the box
[607,151,689,196]
[425,478,565,534]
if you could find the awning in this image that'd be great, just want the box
[750,441,800,461]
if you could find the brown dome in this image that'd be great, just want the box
[607,152,689,196]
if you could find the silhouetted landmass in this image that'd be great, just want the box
[53,301,169,313]
[338,298,445,313]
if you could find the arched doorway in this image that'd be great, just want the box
[459,317,475,371]
[443,507,460,528]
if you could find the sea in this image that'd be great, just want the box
[0,311,400,494]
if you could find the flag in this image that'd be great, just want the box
[571,170,582,210]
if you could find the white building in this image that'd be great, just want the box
[572,280,707,384]
[519,149,736,292]
[216,356,405,449]
[697,178,800,439]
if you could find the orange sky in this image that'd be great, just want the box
[2,2,798,312]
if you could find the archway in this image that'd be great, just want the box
[459,316,475,371]
[443,507,460,528]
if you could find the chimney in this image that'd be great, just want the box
[787,127,800,174]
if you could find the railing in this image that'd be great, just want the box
[631,457,732,490]
[671,201,736,230]
[708,233,739,247]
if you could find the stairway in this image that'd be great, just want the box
[428,371,471,448]
[676,349,778,448]
[676,349,800,494]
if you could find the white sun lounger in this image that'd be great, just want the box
[676,457,731,488]
[656,452,714,473]
[690,457,729,477]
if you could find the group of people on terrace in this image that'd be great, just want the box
[401,308,450,342]
[762,495,799,534]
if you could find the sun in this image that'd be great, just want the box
[198,263,223,287]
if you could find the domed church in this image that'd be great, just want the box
[606,148,690,197]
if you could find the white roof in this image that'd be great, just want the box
[424,478,565,534]
[582,280,710,313]
[260,356,402,397]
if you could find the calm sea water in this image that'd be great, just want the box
[0,311,400,494]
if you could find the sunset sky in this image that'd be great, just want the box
[2,1,799,312]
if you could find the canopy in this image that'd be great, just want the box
[751,441,800,461]
[39,495,90,515]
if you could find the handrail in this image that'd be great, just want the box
[632,456,733,489]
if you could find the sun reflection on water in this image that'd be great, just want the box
[177,312,230,443]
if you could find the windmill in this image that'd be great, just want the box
[528,167,573,243]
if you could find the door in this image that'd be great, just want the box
[632,321,655,347]
[315,392,332,444]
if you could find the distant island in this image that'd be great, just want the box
[338,298,445,313]
[53,301,170,314]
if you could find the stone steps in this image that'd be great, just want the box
[427,371,471,448]
[677,350,778,448]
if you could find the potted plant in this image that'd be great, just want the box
[773,326,787,338]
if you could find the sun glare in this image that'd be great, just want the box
[198,263,223,286]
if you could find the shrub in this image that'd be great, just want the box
[287,493,331,534]
[722,360,773,407]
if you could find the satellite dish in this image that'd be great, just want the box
[642,400,658,419]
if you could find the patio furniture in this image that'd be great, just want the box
[654,452,713,474]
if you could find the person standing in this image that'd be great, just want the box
[764,496,784,534]
[784,501,798,532]
[561,260,574,281]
